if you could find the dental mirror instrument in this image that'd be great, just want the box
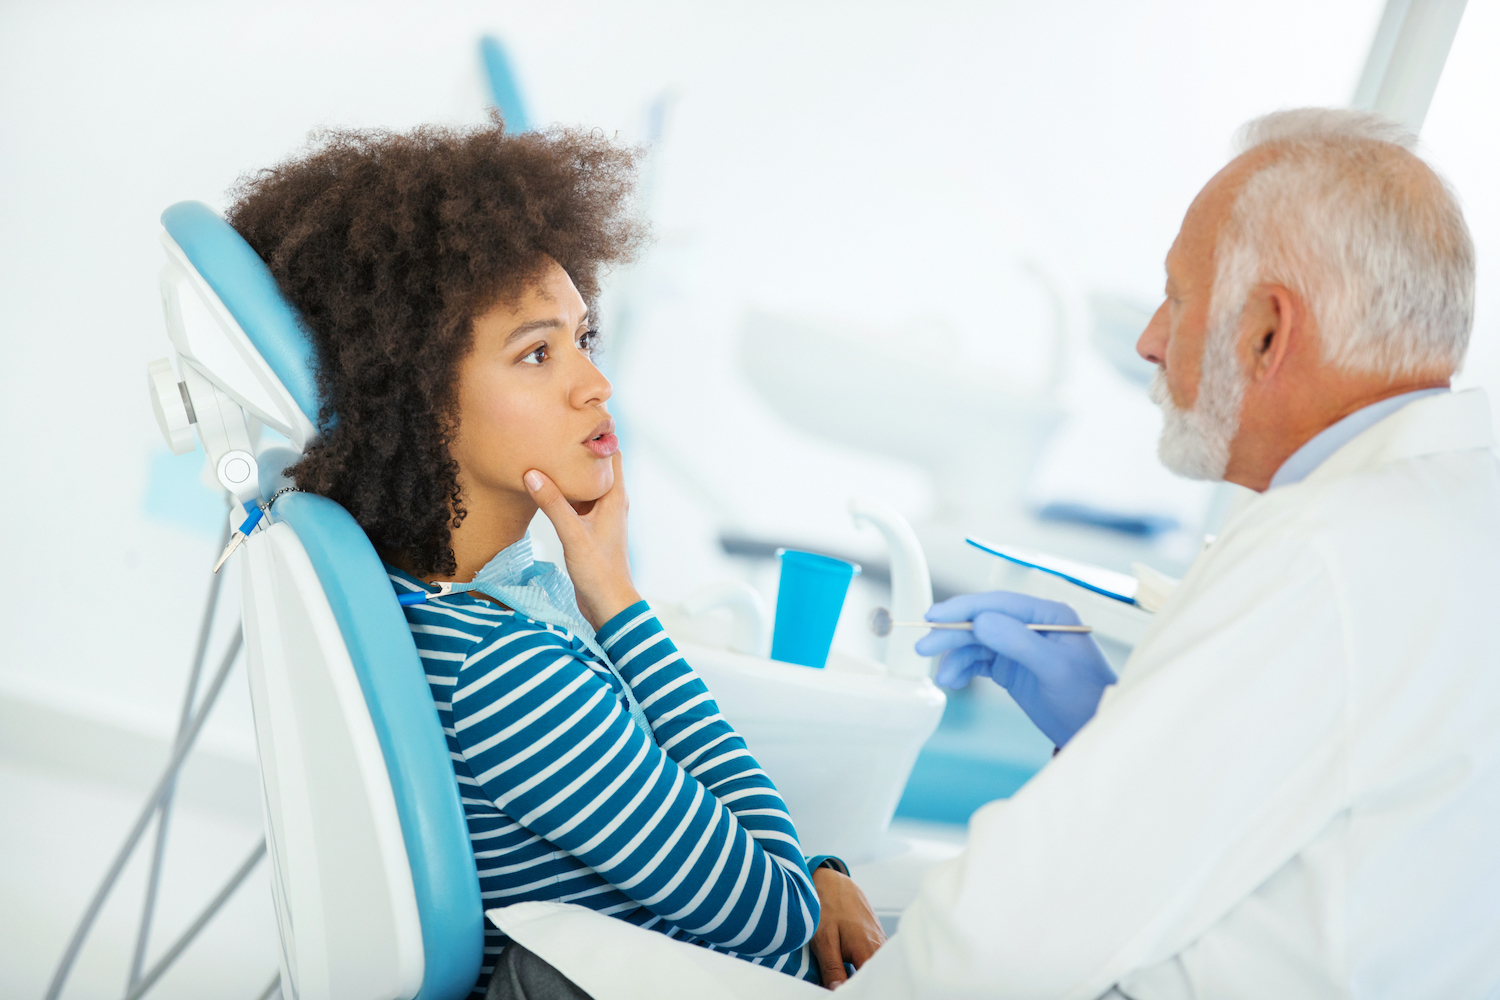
[869,607,1093,637]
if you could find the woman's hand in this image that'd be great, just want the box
[810,867,887,990]
[524,451,642,630]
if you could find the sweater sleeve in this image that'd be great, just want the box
[596,604,811,855]
[451,603,819,957]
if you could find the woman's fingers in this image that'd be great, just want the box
[525,461,641,629]
[844,920,886,969]
[597,450,628,512]
[812,925,848,989]
[524,469,584,541]
[811,867,886,990]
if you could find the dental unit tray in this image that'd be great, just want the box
[965,536,1139,605]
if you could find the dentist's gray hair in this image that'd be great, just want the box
[1209,108,1474,379]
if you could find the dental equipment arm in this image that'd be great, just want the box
[849,497,934,679]
[916,591,1116,748]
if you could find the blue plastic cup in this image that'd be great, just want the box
[770,550,861,668]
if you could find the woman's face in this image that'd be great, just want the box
[450,259,617,513]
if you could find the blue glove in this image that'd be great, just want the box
[915,591,1117,748]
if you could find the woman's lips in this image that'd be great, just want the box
[584,432,618,458]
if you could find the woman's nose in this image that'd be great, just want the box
[570,351,612,409]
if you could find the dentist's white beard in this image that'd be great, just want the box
[1150,326,1248,481]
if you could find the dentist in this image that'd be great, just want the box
[860,108,1500,997]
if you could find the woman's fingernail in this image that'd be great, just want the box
[524,471,543,492]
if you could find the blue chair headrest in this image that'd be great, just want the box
[161,201,320,428]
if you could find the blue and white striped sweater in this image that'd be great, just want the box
[387,568,823,994]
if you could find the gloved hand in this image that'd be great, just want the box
[915,591,1117,748]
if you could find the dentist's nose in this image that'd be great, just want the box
[1137,300,1169,366]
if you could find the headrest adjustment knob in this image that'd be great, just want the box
[148,358,196,456]
[216,449,259,496]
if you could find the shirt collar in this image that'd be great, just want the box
[1268,388,1449,490]
[479,533,539,588]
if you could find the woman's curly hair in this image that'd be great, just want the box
[227,119,647,576]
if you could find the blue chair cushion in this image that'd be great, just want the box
[272,491,484,1000]
[161,201,321,428]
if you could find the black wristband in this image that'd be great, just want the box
[808,854,850,876]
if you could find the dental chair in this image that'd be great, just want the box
[150,201,484,1000]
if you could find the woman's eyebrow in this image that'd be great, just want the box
[503,318,565,345]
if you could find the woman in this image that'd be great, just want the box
[228,120,884,997]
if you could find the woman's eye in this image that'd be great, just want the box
[577,329,600,357]
[521,343,548,366]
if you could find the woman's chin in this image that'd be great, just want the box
[558,466,614,505]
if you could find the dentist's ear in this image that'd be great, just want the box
[1245,284,1299,382]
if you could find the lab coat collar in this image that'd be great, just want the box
[1301,387,1494,487]
[1269,388,1449,489]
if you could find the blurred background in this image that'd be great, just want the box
[2,1,1495,996]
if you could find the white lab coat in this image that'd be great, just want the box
[843,387,1500,999]
[491,388,1500,1000]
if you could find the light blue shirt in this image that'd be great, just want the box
[1268,388,1449,489]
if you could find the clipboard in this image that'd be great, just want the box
[965,536,1139,605]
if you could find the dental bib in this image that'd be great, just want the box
[430,535,657,744]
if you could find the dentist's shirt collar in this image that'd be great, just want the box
[1268,387,1449,490]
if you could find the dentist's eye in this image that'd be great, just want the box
[521,343,548,366]
[577,328,600,358]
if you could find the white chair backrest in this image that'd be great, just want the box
[241,518,425,1000]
